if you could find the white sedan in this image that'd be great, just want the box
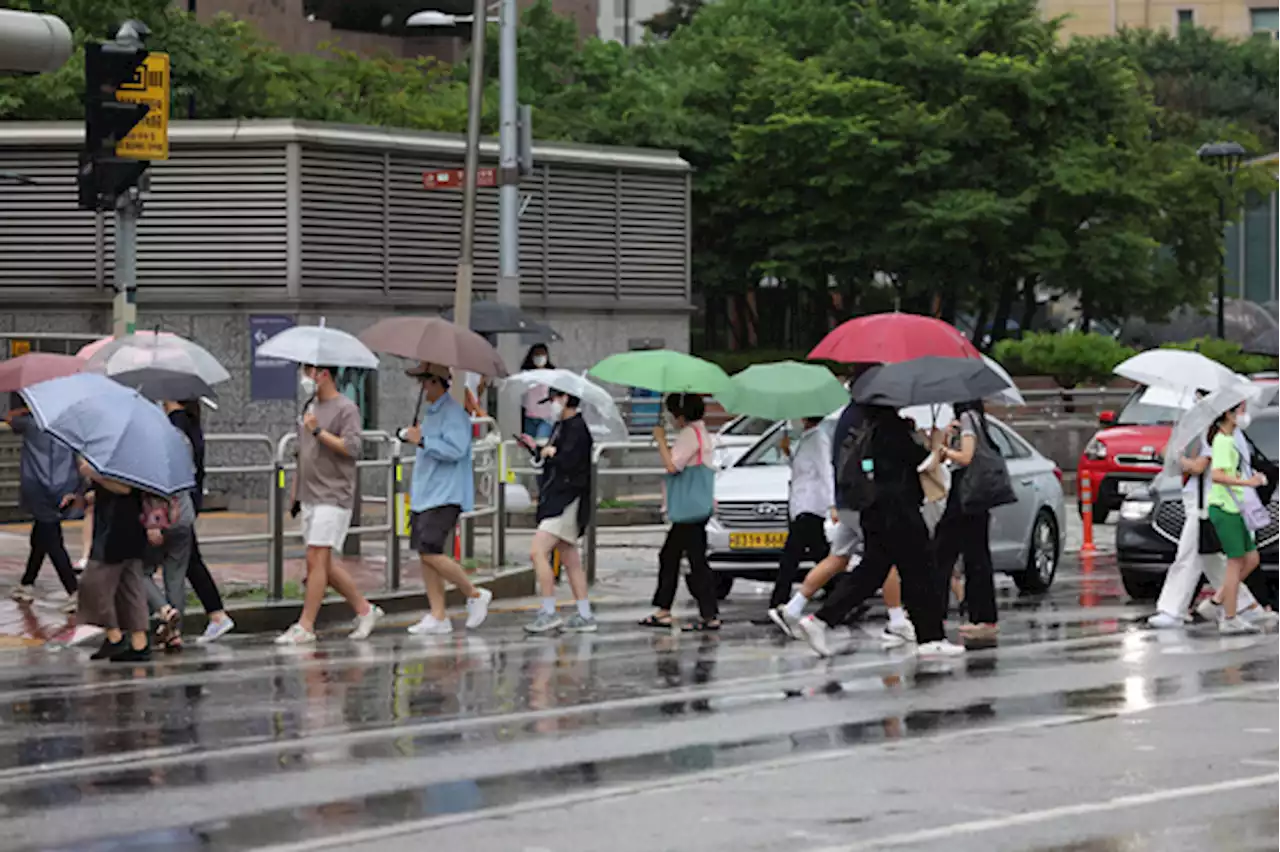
[705,414,1066,600]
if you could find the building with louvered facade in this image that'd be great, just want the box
[0,119,691,447]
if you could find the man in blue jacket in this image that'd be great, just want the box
[6,400,80,611]
[401,362,492,635]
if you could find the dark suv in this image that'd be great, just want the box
[1116,407,1278,603]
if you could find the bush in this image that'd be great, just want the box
[1160,338,1278,375]
[992,332,1137,388]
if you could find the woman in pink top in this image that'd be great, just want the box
[519,344,556,440]
[639,393,721,631]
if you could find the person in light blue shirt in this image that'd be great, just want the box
[400,361,492,636]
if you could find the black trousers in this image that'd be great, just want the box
[815,507,945,643]
[653,521,719,621]
[186,533,224,614]
[21,520,78,594]
[933,507,997,624]
[770,512,830,607]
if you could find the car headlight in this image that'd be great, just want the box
[1120,500,1154,521]
[1084,437,1107,460]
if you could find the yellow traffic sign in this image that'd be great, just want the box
[115,52,169,161]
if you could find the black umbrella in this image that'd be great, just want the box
[442,301,562,342]
[111,367,216,403]
[851,357,1010,407]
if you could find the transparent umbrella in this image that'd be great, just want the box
[82,331,231,385]
[500,369,628,442]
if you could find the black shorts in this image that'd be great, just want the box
[411,505,461,555]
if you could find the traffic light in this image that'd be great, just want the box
[78,38,151,211]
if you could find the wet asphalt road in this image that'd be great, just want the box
[0,555,1275,852]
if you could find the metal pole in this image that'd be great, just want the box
[586,449,599,585]
[497,0,520,310]
[112,191,139,337]
[269,458,285,600]
[1217,193,1226,339]
[450,0,488,406]
[387,442,402,591]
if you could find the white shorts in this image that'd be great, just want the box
[301,503,352,550]
[537,499,581,543]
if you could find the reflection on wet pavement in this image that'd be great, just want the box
[0,555,1272,852]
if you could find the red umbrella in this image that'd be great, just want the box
[808,313,982,364]
[0,353,84,393]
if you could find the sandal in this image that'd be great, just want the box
[682,619,722,632]
[639,614,673,629]
[165,635,184,653]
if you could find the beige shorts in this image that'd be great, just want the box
[301,503,352,550]
[537,498,581,543]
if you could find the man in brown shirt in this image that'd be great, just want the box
[276,364,383,645]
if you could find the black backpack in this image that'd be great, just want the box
[836,420,877,511]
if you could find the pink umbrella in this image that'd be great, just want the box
[0,353,84,393]
[76,330,179,362]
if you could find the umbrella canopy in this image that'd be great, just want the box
[358,316,506,377]
[83,332,231,385]
[717,361,848,420]
[442,301,562,342]
[76,330,178,362]
[111,367,216,403]
[500,369,628,442]
[21,373,196,495]
[0,353,83,393]
[808,313,982,364]
[900,403,956,430]
[851,357,1011,408]
[256,325,379,369]
[589,350,730,394]
[982,355,1024,406]
[1161,383,1256,478]
[1115,349,1241,395]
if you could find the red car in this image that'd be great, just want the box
[1077,390,1177,523]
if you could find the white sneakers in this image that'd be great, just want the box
[465,588,493,629]
[798,615,834,658]
[274,605,384,645]
[10,585,33,603]
[408,613,453,636]
[275,623,317,645]
[917,639,966,658]
[1147,611,1187,629]
[1218,616,1262,635]
[767,605,799,639]
[348,605,384,640]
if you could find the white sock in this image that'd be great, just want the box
[784,592,809,620]
[576,599,593,619]
[540,597,557,615]
[887,606,907,627]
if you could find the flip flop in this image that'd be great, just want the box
[639,614,673,628]
[682,619,722,632]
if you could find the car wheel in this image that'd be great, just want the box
[714,575,734,600]
[1015,510,1059,593]
[1120,567,1163,600]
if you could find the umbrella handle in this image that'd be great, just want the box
[411,385,424,427]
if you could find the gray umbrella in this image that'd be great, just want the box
[851,357,1011,408]
[21,373,196,495]
[442,301,562,342]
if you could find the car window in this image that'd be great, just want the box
[1245,410,1278,459]
[984,419,1028,459]
[1117,388,1180,426]
[737,427,789,467]
[719,416,777,438]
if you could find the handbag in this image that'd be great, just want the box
[1196,472,1221,555]
[1230,486,1271,533]
[1242,432,1277,505]
[666,427,715,523]
[958,416,1017,515]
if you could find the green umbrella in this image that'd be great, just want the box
[718,361,849,419]
[588,350,731,394]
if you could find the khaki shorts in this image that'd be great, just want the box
[301,503,352,550]
[537,499,581,543]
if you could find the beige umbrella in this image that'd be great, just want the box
[358,316,507,377]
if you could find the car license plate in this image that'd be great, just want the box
[729,532,787,549]
[1117,481,1146,495]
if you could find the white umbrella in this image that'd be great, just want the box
[1116,349,1239,394]
[84,332,231,385]
[500,369,628,442]
[900,403,955,430]
[1140,376,1266,411]
[982,355,1024,406]
[1161,383,1255,478]
[256,324,378,369]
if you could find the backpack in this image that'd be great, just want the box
[836,420,878,511]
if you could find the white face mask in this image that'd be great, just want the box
[299,374,317,396]
[532,354,548,368]
[1237,411,1252,430]
[549,400,565,421]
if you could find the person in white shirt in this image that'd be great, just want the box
[764,418,833,617]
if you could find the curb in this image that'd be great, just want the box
[181,565,536,635]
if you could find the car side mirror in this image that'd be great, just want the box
[1098,410,1116,426]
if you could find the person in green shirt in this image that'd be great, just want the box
[1206,402,1269,634]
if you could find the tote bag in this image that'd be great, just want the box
[666,427,715,523]
[958,417,1017,515]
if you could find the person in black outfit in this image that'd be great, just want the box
[163,400,235,643]
[522,387,596,633]
[798,404,960,658]
[6,400,80,609]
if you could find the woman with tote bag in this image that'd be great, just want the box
[639,393,721,632]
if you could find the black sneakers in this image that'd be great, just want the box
[110,644,153,663]
[89,639,124,660]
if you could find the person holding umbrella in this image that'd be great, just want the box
[401,363,493,635]
[522,384,596,634]
[1205,401,1269,634]
[275,364,384,645]
[519,344,556,440]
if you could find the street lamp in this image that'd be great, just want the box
[1197,140,1247,340]
[411,0,524,419]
